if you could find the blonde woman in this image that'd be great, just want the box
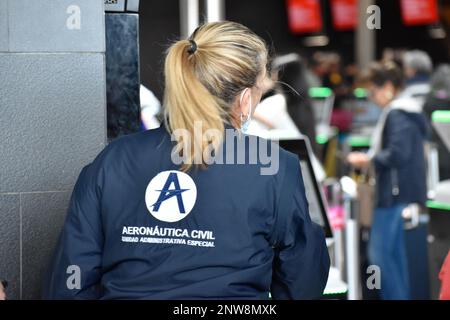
[43,22,329,300]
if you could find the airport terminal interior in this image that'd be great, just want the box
[1,0,450,300]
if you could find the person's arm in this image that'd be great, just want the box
[270,158,330,299]
[0,280,6,300]
[42,162,104,299]
[439,250,450,300]
[373,111,414,169]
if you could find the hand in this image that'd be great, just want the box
[347,152,370,169]
[0,281,6,300]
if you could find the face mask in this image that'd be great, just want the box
[240,88,252,133]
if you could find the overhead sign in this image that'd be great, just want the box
[286,0,323,34]
[330,0,357,31]
[400,0,439,26]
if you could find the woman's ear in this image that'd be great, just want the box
[239,88,252,116]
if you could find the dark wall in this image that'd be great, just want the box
[106,13,141,139]
[139,0,180,101]
[0,0,106,299]
[226,0,355,62]
[226,0,450,65]
[376,0,450,64]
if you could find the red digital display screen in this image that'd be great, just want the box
[286,0,323,34]
[400,0,439,26]
[331,0,357,31]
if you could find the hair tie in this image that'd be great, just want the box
[187,40,197,55]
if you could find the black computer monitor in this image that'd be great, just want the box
[279,138,333,238]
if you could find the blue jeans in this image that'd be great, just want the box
[368,204,411,300]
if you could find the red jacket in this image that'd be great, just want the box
[440,250,450,300]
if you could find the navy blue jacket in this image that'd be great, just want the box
[373,109,428,208]
[43,126,329,300]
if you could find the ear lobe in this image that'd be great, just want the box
[240,88,251,115]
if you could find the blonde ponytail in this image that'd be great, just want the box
[163,21,268,172]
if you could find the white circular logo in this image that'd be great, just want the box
[145,170,197,222]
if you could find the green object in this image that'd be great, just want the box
[316,127,338,145]
[426,200,450,211]
[309,87,332,98]
[432,110,450,123]
[316,134,329,145]
[348,135,371,148]
[354,88,367,98]
[323,288,348,296]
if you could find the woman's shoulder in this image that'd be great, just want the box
[258,136,300,177]
[89,126,170,167]
[387,108,428,135]
[108,126,168,151]
[242,133,299,160]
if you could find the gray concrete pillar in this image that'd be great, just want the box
[205,0,225,23]
[356,0,376,70]
[0,0,107,299]
[180,0,199,39]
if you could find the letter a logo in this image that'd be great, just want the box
[145,171,197,222]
